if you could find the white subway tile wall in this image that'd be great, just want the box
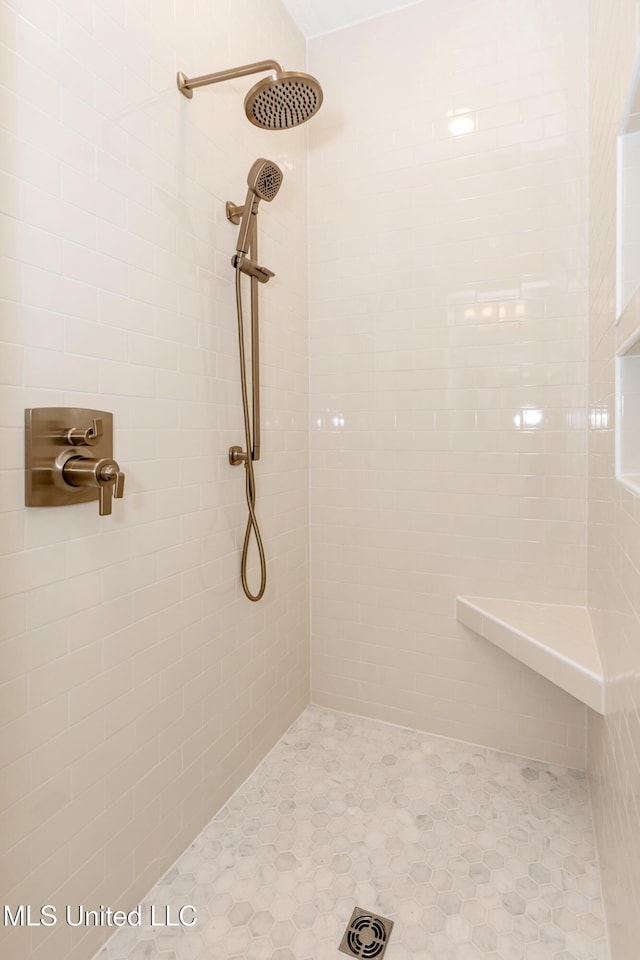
[0,2,310,960]
[308,0,590,768]
[4,1,640,959]
[588,2,640,958]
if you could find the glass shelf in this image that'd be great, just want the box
[616,314,640,495]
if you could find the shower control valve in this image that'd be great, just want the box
[25,407,126,517]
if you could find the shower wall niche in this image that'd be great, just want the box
[617,132,640,317]
[616,322,640,494]
[617,45,640,319]
[615,44,640,495]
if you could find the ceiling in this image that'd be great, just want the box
[281,0,422,38]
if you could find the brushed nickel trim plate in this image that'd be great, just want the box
[25,407,125,516]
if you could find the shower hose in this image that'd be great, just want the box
[234,266,267,601]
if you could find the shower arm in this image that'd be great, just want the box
[177,60,283,99]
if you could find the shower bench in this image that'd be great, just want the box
[456,596,604,714]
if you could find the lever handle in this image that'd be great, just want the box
[62,456,125,516]
[97,461,125,516]
[66,418,103,446]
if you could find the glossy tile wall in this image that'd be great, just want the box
[0,3,309,960]
[587,1,640,957]
[308,0,590,768]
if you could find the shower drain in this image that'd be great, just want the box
[338,906,394,959]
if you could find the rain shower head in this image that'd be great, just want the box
[244,71,322,129]
[177,59,323,129]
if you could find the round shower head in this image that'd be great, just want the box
[248,158,283,200]
[244,71,323,130]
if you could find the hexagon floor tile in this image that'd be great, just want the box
[95,706,610,960]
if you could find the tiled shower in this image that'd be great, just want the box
[0,1,639,959]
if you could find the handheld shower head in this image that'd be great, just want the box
[247,157,284,201]
[235,159,283,257]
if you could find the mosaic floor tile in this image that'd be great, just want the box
[96,706,610,960]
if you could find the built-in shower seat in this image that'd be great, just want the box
[456,596,604,714]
